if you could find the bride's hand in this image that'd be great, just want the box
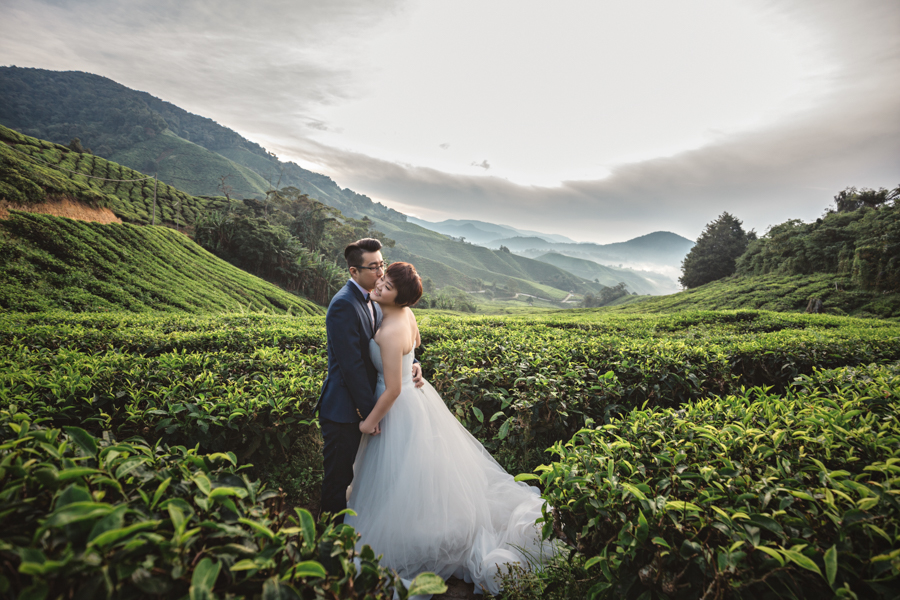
[411,363,425,388]
[360,420,381,435]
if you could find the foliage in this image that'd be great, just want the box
[0,410,442,600]
[600,272,900,320]
[0,212,321,314]
[736,200,899,293]
[832,185,898,213]
[1,309,899,599]
[680,213,756,289]
[582,282,630,308]
[531,363,900,599]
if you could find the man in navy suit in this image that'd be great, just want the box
[317,238,422,523]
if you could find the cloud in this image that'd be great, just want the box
[1,0,897,243]
[274,0,900,242]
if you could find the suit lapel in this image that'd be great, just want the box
[348,281,375,338]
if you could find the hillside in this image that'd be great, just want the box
[371,216,602,300]
[407,217,575,245]
[0,211,321,314]
[0,66,402,221]
[495,230,695,276]
[596,272,900,319]
[534,251,679,295]
[0,124,229,226]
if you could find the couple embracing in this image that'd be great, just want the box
[317,238,555,595]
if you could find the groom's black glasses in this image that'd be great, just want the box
[354,262,385,273]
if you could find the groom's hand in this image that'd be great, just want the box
[411,363,425,388]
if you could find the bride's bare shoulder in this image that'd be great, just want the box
[404,308,421,347]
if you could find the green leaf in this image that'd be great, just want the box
[636,510,649,543]
[621,482,647,500]
[239,518,276,542]
[42,501,114,528]
[151,477,172,509]
[115,457,147,479]
[781,549,822,577]
[230,559,259,572]
[295,507,316,549]
[472,406,484,423]
[63,426,98,456]
[498,419,511,440]
[665,500,701,512]
[584,556,603,570]
[754,545,785,566]
[651,537,671,549]
[748,514,784,536]
[89,520,161,548]
[87,504,127,543]
[824,545,837,587]
[283,561,327,579]
[194,473,212,496]
[192,558,221,591]
[209,487,240,500]
[514,473,540,482]
[407,572,448,596]
[56,467,102,482]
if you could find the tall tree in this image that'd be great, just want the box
[679,212,755,288]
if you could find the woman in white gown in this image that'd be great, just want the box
[344,262,556,596]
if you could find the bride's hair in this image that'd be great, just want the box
[386,262,423,307]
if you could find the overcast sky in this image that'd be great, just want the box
[2,0,898,242]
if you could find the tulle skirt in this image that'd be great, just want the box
[345,380,556,595]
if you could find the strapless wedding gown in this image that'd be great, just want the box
[345,339,555,595]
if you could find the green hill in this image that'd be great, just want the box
[108,129,272,199]
[597,272,899,319]
[372,216,598,300]
[0,124,229,226]
[0,66,403,221]
[0,211,321,314]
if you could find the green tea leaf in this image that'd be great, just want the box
[824,545,837,587]
[407,572,448,596]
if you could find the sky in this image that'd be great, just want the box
[1,0,898,243]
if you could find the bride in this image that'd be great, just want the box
[344,262,556,595]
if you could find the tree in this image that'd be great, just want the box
[833,186,893,212]
[679,212,756,289]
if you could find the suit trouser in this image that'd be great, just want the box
[319,418,361,525]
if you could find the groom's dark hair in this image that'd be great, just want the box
[344,238,382,268]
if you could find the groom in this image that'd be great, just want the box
[317,237,422,523]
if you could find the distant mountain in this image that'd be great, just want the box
[0,67,679,299]
[408,217,576,245]
[490,231,695,278]
[0,66,403,221]
[534,252,679,295]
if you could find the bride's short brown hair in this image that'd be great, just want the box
[386,262,423,307]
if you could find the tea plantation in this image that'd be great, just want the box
[1,309,898,598]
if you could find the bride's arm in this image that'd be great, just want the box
[359,332,403,435]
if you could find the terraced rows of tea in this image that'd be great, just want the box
[1,310,898,598]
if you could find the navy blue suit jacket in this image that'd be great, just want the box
[317,281,381,423]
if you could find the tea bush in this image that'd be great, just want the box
[529,363,900,599]
[0,411,444,599]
